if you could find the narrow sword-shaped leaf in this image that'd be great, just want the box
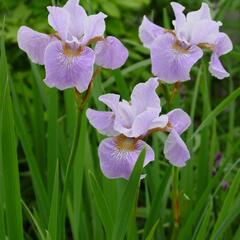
[112,149,146,240]
[89,171,114,238]
[0,31,24,240]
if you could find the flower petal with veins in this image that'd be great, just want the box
[98,137,154,179]
[44,41,95,92]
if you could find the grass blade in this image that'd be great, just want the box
[143,167,171,238]
[210,168,240,238]
[0,31,24,240]
[47,89,59,194]
[89,171,114,238]
[22,200,45,240]
[190,86,240,141]
[48,161,59,240]
[10,78,49,223]
[146,219,160,240]
[112,149,146,240]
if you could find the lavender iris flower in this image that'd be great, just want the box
[139,2,233,83]
[86,78,191,179]
[17,0,128,92]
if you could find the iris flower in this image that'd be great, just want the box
[87,78,191,179]
[139,2,232,83]
[17,0,128,92]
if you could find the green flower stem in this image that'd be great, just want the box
[59,107,83,239]
[58,68,101,239]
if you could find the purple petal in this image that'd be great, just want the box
[98,137,154,179]
[44,41,95,92]
[139,16,164,48]
[95,36,128,69]
[131,78,160,114]
[47,6,70,40]
[171,2,186,34]
[149,115,169,130]
[82,12,107,44]
[63,0,87,39]
[167,108,191,134]
[17,26,52,65]
[190,20,220,45]
[99,94,120,112]
[150,33,203,83]
[131,108,160,138]
[164,130,190,167]
[86,109,118,136]
[114,100,136,135]
[209,53,229,79]
[114,109,160,138]
[186,3,211,22]
[214,32,233,56]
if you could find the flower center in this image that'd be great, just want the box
[172,41,190,54]
[63,43,83,57]
[115,135,137,152]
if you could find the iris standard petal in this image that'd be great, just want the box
[114,101,136,136]
[86,109,118,136]
[95,36,128,69]
[63,0,88,39]
[131,109,160,138]
[131,78,160,114]
[99,94,120,112]
[139,16,164,48]
[149,115,169,130]
[98,137,154,179]
[167,108,191,134]
[190,20,220,45]
[209,53,229,79]
[47,6,70,40]
[186,3,211,23]
[150,33,203,83]
[17,26,52,65]
[82,12,107,44]
[171,2,186,35]
[164,129,190,167]
[44,41,95,92]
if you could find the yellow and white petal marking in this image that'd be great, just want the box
[112,135,138,160]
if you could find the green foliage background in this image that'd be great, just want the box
[0,0,240,239]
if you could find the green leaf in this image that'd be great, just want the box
[146,219,160,240]
[48,161,59,240]
[190,86,240,141]
[10,78,49,224]
[103,59,151,88]
[194,198,213,240]
[143,167,171,238]
[89,171,114,238]
[210,168,240,238]
[210,194,240,240]
[73,109,88,240]
[0,29,24,240]
[113,69,129,100]
[22,200,45,240]
[112,149,146,240]
[47,89,59,195]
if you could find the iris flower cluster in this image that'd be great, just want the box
[87,78,191,179]
[17,0,232,180]
[18,0,128,92]
[139,2,233,82]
